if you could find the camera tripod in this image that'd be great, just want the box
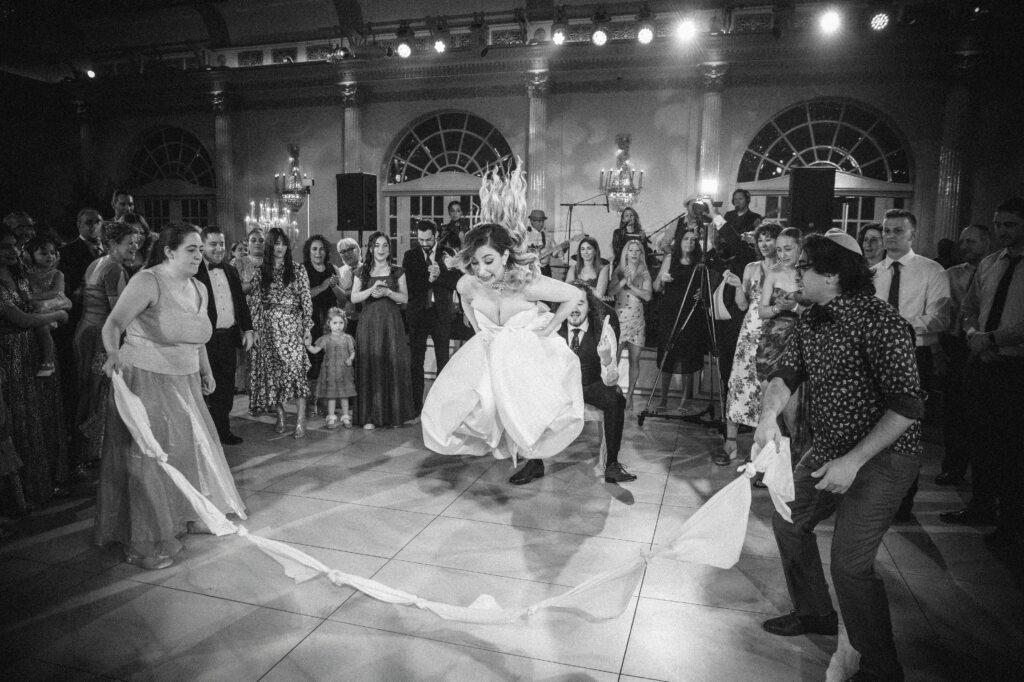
[637,220,727,434]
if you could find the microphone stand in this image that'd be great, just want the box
[559,193,610,246]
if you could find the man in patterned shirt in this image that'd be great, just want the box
[756,232,923,682]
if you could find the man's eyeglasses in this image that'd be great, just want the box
[795,262,815,274]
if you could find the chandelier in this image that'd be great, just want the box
[599,135,644,213]
[275,144,313,213]
[245,198,295,236]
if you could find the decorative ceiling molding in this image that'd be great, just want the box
[191,0,231,48]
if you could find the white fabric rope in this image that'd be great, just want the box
[111,373,856,677]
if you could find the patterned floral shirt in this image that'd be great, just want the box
[770,293,924,467]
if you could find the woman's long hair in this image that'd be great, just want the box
[456,223,538,289]
[619,207,641,233]
[146,222,200,268]
[571,236,603,280]
[259,227,295,289]
[614,238,650,289]
[357,231,392,283]
[670,220,703,265]
[569,280,614,340]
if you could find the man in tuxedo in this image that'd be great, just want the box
[402,221,460,412]
[196,227,254,445]
[509,283,637,485]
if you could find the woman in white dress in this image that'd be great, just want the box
[422,221,584,466]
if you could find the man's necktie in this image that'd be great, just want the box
[984,255,1023,332]
[570,328,581,353]
[207,262,224,270]
[887,261,901,312]
[424,250,434,307]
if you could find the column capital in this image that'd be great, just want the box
[700,62,729,91]
[525,70,550,99]
[210,90,227,113]
[339,81,360,107]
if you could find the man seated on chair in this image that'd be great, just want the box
[509,282,637,486]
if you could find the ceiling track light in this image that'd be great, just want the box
[635,3,655,44]
[676,17,698,41]
[551,6,569,46]
[591,9,611,46]
[428,16,449,54]
[819,9,842,35]
[394,22,414,58]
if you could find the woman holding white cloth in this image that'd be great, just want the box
[94,222,246,571]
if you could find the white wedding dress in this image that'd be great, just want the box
[422,301,584,463]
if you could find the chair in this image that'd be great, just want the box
[583,404,608,474]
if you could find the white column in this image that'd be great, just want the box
[525,70,550,215]
[212,90,235,237]
[934,55,975,241]
[340,82,360,173]
[698,63,728,197]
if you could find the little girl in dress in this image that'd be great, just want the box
[306,307,357,428]
[23,234,72,377]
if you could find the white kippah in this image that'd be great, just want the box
[823,228,863,255]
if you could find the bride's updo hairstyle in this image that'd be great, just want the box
[454,160,539,289]
[458,223,538,289]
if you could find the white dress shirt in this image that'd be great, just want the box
[567,318,619,386]
[962,248,1024,357]
[872,248,950,347]
[206,263,236,329]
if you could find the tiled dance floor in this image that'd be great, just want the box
[1,398,1022,681]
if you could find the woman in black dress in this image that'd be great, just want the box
[350,232,414,429]
[653,221,720,413]
[610,207,652,267]
[302,235,343,413]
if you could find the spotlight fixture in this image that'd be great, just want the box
[869,10,891,31]
[395,23,413,58]
[819,9,841,34]
[428,16,449,54]
[551,7,569,46]
[635,3,655,45]
[591,10,610,46]
[85,68,96,78]
[676,18,698,41]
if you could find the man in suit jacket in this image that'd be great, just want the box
[509,283,637,486]
[402,221,461,412]
[196,227,254,445]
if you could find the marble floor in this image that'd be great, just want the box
[1,397,1022,681]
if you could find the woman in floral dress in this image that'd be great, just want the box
[248,228,314,438]
[608,239,652,411]
[718,221,781,464]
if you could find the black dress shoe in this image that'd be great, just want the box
[220,433,244,446]
[934,472,964,486]
[762,610,838,637]
[604,462,637,483]
[939,507,997,525]
[509,459,544,485]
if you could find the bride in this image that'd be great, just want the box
[422,172,584,467]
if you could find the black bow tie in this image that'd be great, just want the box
[805,305,834,327]
[207,262,225,271]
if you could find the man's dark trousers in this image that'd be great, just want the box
[206,328,238,439]
[773,448,919,681]
[409,306,451,412]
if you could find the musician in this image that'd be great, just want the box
[439,201,469,254]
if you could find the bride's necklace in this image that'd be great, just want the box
[488,279,509,291]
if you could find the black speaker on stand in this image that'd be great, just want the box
[336,173,377,232]
[789,168,835,234]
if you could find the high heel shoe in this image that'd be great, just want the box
[125,553,173,570]
[293,424,306,439]
[713,438,738,466]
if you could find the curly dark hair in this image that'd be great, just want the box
[302,234,333,266]
[567,280,616,340]
[670,219,703,264]
[259,227,296,289]
[753,220,783,245]
[23,231,60,257]
[357,231,393,283]
[801,234,875,296]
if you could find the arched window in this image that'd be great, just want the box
[735,99,912,234]
[124,127,215,230]
[386,112,514,185]
[127,127,215,188]
[737,100,910,184]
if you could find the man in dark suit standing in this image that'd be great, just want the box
[196,227,254,445]
[509,283,637,485]
[402,221,460,413]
